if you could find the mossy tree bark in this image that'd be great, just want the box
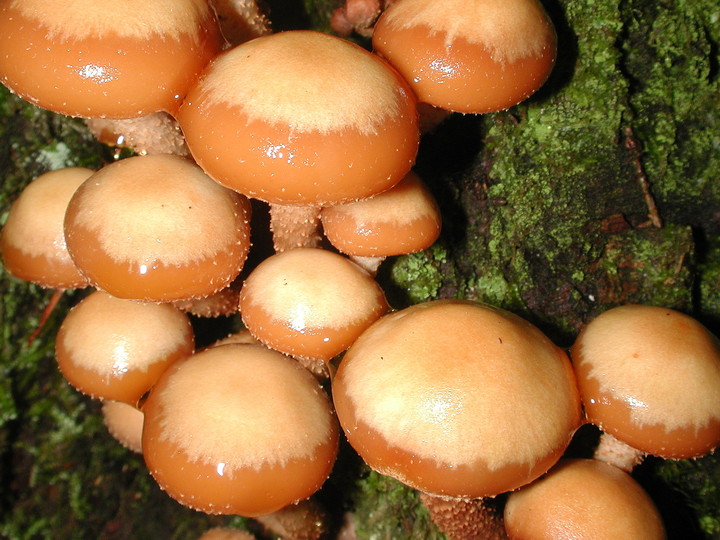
[1,0,719,538]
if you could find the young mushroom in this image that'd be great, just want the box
[55,290,195,404]
[372,0,557,114]
[177,30,419,251]
[101,400,144,454]
[320,170,441,275]
[570,304,720,471]
[238,248,389,375]
[332,299,581,537]
[504,458,667,539]
[64,154,252,303]
[142,343,339,517]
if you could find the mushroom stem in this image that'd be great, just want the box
[419,493,508,540]
[255,499,329,540]
[269,204,323,252]
[85,113,189,157]
[349,255,385,276]
[593,432,646,473]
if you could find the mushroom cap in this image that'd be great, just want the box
[320,170,441,257]
[332,299,581,498]
[372,0,557,113]
[177,30,419,206]
[239,248,389,362]
[1,167,92,289]
[142,343,339,516]
[101,400,144,453]
[0,0,223,118]
[504,459,667,540]
[64,154,252,302]
[55,290,194,404]
[570,304,720,459]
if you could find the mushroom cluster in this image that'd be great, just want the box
[3,0,716,538]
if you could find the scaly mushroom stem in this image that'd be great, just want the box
[269,204,323,252]
[85,113,189,157]
[420,493,507,540]
[593,432,646,473]
[255,499,329,540]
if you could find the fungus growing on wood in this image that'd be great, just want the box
[504,459,667,539]
[570,304,720,470]
[332,299,581,536]
[101,400,144,454]
[0,0,223,119]
[320,170,441,274]
[55,290,194,404]
[64,154,252,302]
[177,30,419,250]
[239,248,389,373]
[1,167,92,290]
[372,0,557,113]
[142,343,339,516]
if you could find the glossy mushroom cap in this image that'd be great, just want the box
[142,343,339,516]
[504,459,667,540]
[571,304,720,459]
[320,171,441,257]
[239,248,389,362]
[55,290,194,404]
[177,30,419,206]
[372,0,557,113]
[64,154,252,302]
[101,401,144,453]
[1,167,92,289]
[0,0,223,118]
[332,299,581,498]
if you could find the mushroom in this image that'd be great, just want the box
[63,154,252,302]
[55,290,195,404]
[101,400,144,454]
[570,304,720,470]
[504,458,667,539]
[0,0,221,118]
[320,170,441,275]
[332,299,581,537]
[238,248,389,375]
[1,167,94,342]
[197,528,256,540]
[372,0,557,114]
[176,30,419,251]
[142,343,339,517]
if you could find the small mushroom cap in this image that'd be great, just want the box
[372,0,557,113]
[571,304,720,458]
[177,30,419,206]
[320,171,441,257]
[504,459,666,540]
[55,290,195,404]
[1,167,92,289]
[239,248,389,362]
[142,343,339,517]
[0,0,223,118]
[101,400,144,453]
[332,299,581,498]
[64,154,252,302]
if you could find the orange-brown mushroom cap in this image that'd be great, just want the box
[55,290,195,404]
[177,30,419,206]
[239,248,389,362]
[372,0,557,113]
[1,167,92,289]
[571,304,720,459]
[332,299,581,498]
[0,0,223,118]
[64,154,252,302]
[142,343,339,516]
[320,170,441,257]
[504,459,667,540]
